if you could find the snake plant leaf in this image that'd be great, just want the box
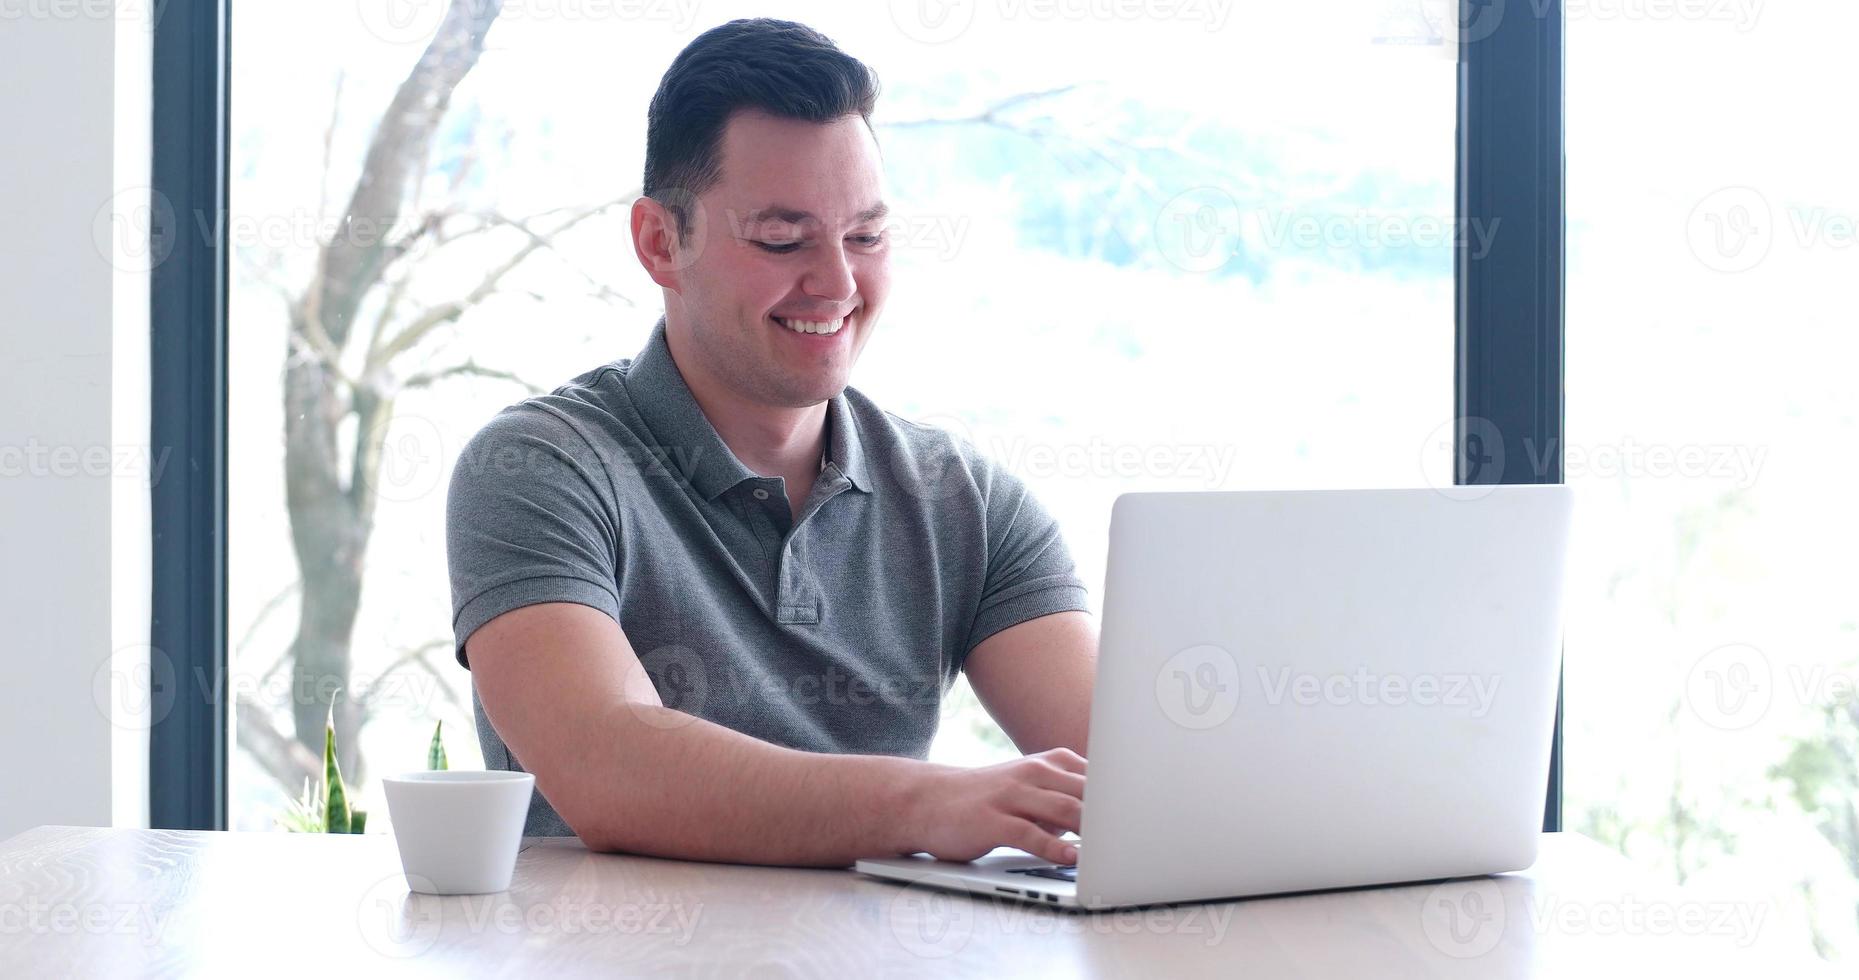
[276,776,324,833]
[349,808,368,835]
[428,720,449,771]
[323,698,351,835]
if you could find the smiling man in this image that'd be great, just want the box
[446,18,1095,868]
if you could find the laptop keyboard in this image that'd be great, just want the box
[1007,865,1078,882]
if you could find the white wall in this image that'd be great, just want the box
[0,6,153,841]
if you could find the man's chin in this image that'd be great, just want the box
[781,383,848,408]
[768,357,853,402]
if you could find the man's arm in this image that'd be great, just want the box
[468,601,1085,868]
[963,610,1098,755]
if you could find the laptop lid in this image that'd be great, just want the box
[1075,485,1572,909]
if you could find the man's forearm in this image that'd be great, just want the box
[552,701,931,867]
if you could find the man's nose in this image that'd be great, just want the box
[801,241,857,303]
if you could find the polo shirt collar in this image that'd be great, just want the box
[626,317,872,500]
[823,385,874,494]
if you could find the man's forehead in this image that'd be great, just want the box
[736,202,890,226]
[710,112,886,207]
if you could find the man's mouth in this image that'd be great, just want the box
[771,314,847,336]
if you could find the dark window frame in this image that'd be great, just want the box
[1457,1,1567,831]
[150,0,230,830]
[152,2,1568,832]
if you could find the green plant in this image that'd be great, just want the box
[275,777,325,834]
[428,719,449,771]
[278,698,365,833]
[324,698,360,833]
[276,702,453,833]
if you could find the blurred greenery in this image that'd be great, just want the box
[1773,694,1859,956]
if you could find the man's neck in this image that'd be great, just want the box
[663,322,826,482]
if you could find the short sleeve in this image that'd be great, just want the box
[960,450,1092,659]
[446,405,622,669]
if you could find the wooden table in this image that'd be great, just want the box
[0,827,1830,978]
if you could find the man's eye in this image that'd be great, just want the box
[849,234,885,248]
[754,241,802,254]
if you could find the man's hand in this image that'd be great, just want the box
[898,748,1086,866]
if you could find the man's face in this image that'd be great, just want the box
[669,110,891,408]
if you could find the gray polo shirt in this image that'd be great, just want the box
[446,318,1091,837]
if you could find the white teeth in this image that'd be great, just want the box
[777,316,844,335]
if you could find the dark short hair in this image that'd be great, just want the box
[643,18,880,242]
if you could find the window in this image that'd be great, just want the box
[1565,6,1859,962]
[224,1,1456,826]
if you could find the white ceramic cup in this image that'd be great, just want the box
[381,770,535,895]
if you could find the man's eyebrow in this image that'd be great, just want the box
[739,202,890,226]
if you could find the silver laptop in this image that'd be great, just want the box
[857,485,1573,911]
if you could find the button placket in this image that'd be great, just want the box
[731,484,782,559]
[775,538,818,624]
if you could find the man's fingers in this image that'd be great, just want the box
[1007,818,1077,866]
[1014,788,1084,836]
[1039,748,1087,775]
[1029,767,1085,800]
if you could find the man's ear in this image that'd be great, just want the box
[631,195,692,291]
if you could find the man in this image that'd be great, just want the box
[447,18,1095,868]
